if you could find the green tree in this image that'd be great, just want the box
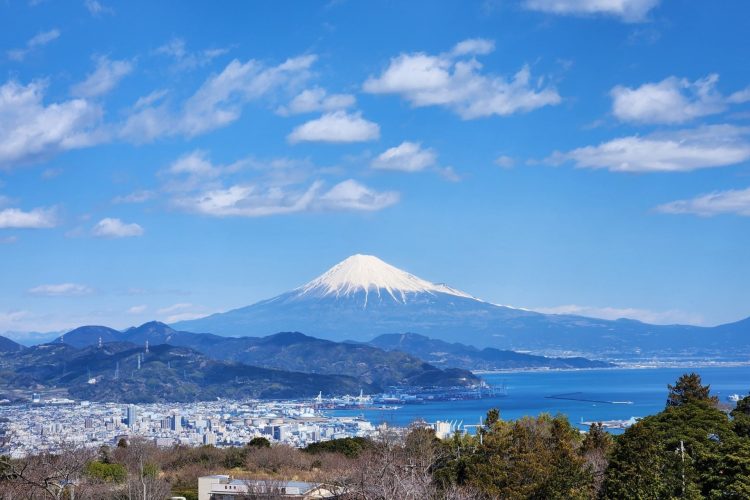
[667,372,719,408]
[731,394,750,438]
[465,413,592,499]
[603,422,673,499]
[605,373,734,498]
[247,437,271,448]
[85,461,127,483]
[304,436,369,457]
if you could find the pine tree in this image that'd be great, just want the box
[666,372,719,408]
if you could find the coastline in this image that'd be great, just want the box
[472,360,750,375]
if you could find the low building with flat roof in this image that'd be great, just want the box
[198,475,339,499]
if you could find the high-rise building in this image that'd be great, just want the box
[127,405,138,428]
[171,413,182,432]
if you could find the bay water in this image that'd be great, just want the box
[328,366,750,433]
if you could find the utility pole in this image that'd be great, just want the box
[678,439,685,496]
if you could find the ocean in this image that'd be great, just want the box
[327,366,750,433]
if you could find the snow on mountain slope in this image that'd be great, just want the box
[172,254,748,358]
[293,254,474,304]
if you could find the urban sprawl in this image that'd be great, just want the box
[0,397,385,458]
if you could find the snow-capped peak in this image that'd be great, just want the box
[295,254,474,303]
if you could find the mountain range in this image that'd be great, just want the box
[173,254,750,359]
[53,322,479,388]
[0,341,376,403]
[366,333,614,370]
[0,316,620,403]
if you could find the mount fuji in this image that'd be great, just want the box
[173,254,750,359]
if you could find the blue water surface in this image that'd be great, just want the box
[328,367,750,433]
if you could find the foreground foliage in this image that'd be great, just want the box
[1,372,749,499]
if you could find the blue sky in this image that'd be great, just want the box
[1,0,749,336]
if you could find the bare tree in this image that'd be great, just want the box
[240,478,286,499]
[0,444,94,500]
[118,438,172,500]
[340,425,445,500]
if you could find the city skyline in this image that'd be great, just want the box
[1,1,750,336]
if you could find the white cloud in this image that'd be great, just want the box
[181,55,315,136]
[155,37,229,71]
[168,150,218,176]
[127,305,148,314]
[173,182,321,217]
[133,89,168,109]
[173,178,397,217]
[657,187,750,217]
[0,310,30,331]
[363,39,560,119]
[728,87,750,104]
[163,311,209,323]
[523,0,660,22]
[121,55,316,142]
[112,190,155,204]
[277,87,356,115]
[0,80,103,168]
[84,0,114,16]
[0,235,19,244]
[547,125,750,172]
[7,28,60,61]
[92,218,144,238]
[157,303,193,315]
[371,141,437,172]
[319,179,400,211]
[450,38,496,57]
[533,304,704,325]
[495,155,515,168]
[288,111,380,143]
[29,283,93,297]
[0,206,57,228]
[156,303,208,323]
[611,74,731,124]
[162,150,229,193]
[72,56,134,98]
[41,167,63,179]
[164,150,399,217]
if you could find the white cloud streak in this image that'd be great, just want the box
[363,39,560,119]
[72,56,134,98]
[112,190,156,204]
[0,80,103,168]
[288,111,380,143]
[371,142,437,172]
[277,87,355,115]
[29,283,93,297]
[523,0,660,22]
[84,0,114,16]
[121,55,316,142]
[547,125,750,173]
[155,38,229,71]
[92,218,144,238]
[173,179,397,217]
[533,304,704,325]
[164,150,399,217]
[611,74,737,124]
[7,29,60,61]
[0,206,57,228]
[657,187,750,217]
